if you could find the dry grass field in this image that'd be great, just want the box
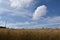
[0,28,60,40]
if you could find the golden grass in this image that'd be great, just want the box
[0,28,60,40]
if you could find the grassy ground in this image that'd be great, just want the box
[0,28,60,40]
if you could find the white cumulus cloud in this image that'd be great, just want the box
[9,0,33,8]
[32,5,47,20]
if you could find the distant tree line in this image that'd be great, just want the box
[0,26,6,28]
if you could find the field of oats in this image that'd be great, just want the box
[0,28,60,40]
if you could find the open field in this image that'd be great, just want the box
[0,28,60,40]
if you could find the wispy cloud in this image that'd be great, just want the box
[9,0,33,8]
[0,16,60,29]
[44,16,60,24]
[0,21,37,28]
[0,0,34,17]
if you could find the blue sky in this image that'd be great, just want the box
[0,0,60,29]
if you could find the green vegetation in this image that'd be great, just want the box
[0,28,60,40]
